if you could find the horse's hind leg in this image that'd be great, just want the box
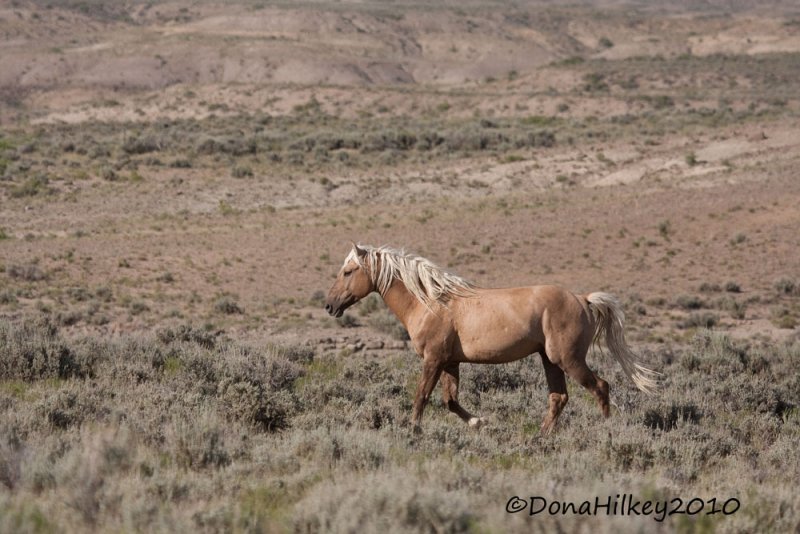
[545,325,610,420]
[540,354,569,435]
[441,363,484,428]
[563,360,610,418]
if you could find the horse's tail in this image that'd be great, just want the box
[586,292,660,394]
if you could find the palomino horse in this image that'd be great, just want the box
[324,244,659,434]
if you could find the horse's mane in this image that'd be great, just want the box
[346,245,476,308]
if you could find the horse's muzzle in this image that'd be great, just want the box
[324,303,344,318]
[324,293,353,318]
[325,302,347,317]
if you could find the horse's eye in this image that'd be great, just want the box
[344,269,354,277]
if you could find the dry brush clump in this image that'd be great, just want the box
[0,318,798,532]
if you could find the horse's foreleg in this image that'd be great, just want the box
[441,363,484,428]
[540,353,569,435]
[411,358,444,431]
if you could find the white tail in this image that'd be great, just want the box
[587,292,660,393]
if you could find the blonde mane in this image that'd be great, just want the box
[346,245,476,308]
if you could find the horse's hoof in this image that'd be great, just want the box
[468,417,486,429]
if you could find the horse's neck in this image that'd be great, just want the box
[381,279,424,330]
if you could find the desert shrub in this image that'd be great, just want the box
[675,294,704,310]
[680,331,772,381]
[582,72,608,92]
[724,281,742,293]
[269,343,314,365]
[9,175,50,198]
[642,402,701,431]
[220,344,305,393]
[366,310,409,341]
[54,425,136,524]
[66,287,90,302]
[214,296,243,315]
[56,308,84,326]
[293,468,476,533]
[167,409,232,470]
[0,290,17,305]
[774,277,799,296]
[219,381,293,431]
[169,158,192,168]
[204,343,305,431]
[770,307,797,329]
[121,135,160,154]
[611,438,655,471]
[465,359,537,394]
[444,128,501,152]
[335,313,358,328]
[514,130,556,148]
[35,384,110,430]
[678,311,718,329]
[0,500,55,533]
[129,300,149,315]
[716,296,747,319]
[698,282,721,292]
[87,145,110,159]
[155,324,218,349]
[362,130,418,152]
[196,136,256,156]
[231,165,253,178]
[356,294,382,316]
[416,131,446,151]
[0,319,94,380]
[100,167,118,181]
[5,263,46,282]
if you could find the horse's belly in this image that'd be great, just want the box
[457,332,540,364]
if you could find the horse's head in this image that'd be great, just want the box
[324,244,376,317]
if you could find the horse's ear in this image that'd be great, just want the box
[351,242,367,258]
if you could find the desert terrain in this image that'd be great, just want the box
[1,1,799,532]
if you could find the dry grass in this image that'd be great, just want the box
[0,318,798,532]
